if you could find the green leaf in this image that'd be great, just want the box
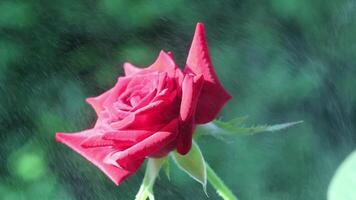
[328,150,356,200]
[228,116,249,125]
[214,116,249,131]
[200,118,302,137]
[172,140,207,194]
[263,121,303,131]
[135,158,166,200]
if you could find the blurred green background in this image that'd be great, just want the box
[1,0,356,199]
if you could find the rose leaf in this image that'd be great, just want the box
[198,118,303,137]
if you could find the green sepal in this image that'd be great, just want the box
[162,157,170,181]
[172,140,207,194]
[135,157,166,200]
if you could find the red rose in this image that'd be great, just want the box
[55,23,231,185]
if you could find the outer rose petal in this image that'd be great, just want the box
[177,75,204,155]
[185,22,231,124]
[104,119,178,169]
[86,77,131,117]
[179,74,204,121]
[148,50,177,73]
[102,130,154,142]
[123,62,142,76]
[167,51,174,59]
[122,51,177,77]
[55,130,143,185]
[86,89,113,116]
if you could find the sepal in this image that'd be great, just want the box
[172,140,207,194]
[135,158,166,200]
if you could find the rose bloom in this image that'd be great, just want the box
[56,23,231,185]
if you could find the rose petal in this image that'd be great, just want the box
[176,74,204,155]
[104,119,178,170]
[55,130,143,185]
[185,22,231,124]
[153,88,177,103]
[134,100,166,115]
[167,51,174,59]
[123,62,142,76]
[86,89,113,116]
[134,98,179,128]
[179,74,204,121]
[148,50,177,73]
[123,51,177,77]
[110,114,135,129]
[126,73,159,91]
[81,135,116,148]
[177,117,195,155]
[114,100,132,111]
[130,89,157,112]
[80,134,134,150]
[102,130,155,142]
[157,72,168,92]
[86,77,131,117]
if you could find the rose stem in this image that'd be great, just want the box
[206,163,239,200]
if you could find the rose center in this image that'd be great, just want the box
[117,74,160,110]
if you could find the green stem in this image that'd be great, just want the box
[206,163,239,200]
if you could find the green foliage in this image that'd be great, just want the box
[7,143,47,182]
[0,1,35,28]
